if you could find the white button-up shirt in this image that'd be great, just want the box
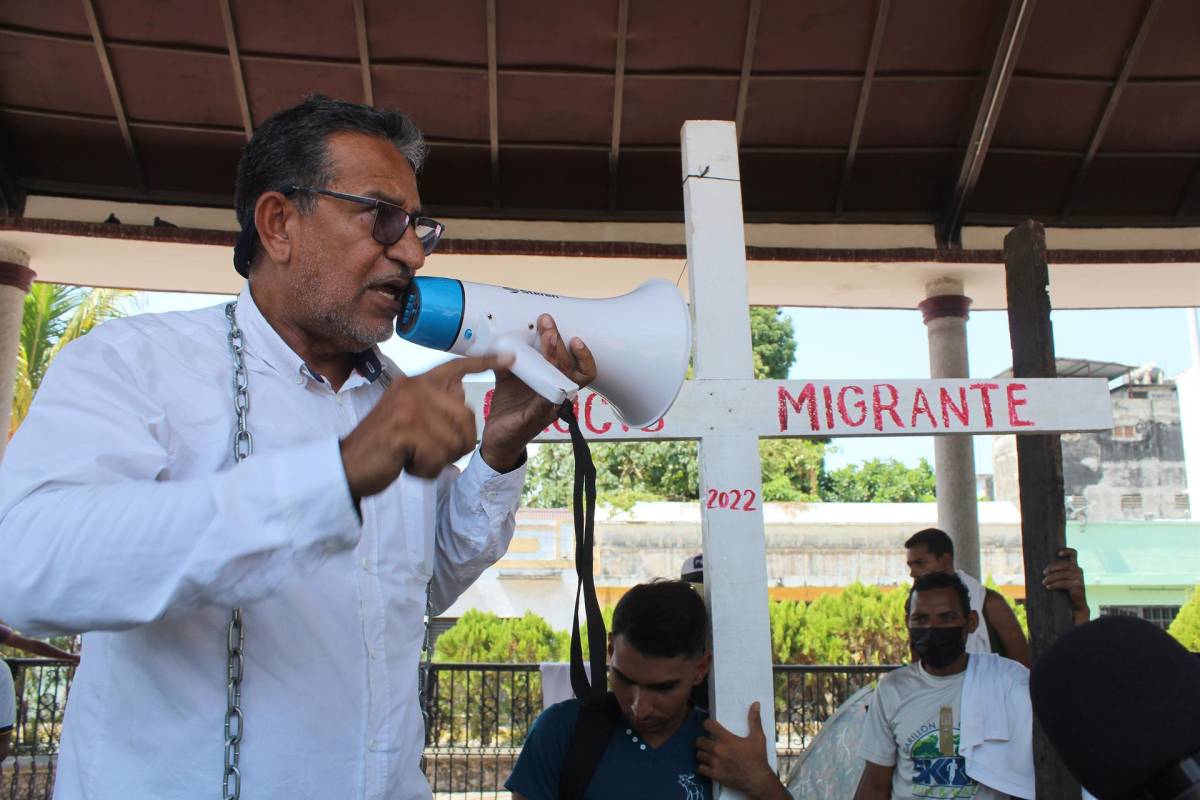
[0,285,524,799]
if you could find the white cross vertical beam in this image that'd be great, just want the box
[681,121,777,796]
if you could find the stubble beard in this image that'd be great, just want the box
[292,241,394,353]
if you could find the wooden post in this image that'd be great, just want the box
[1003,219,1082,800]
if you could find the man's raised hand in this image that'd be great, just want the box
[340,354,512,499]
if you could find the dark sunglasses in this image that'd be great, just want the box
[232,185,446,277]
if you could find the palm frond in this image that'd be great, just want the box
[50,288,135,364]
[11,284,134,435]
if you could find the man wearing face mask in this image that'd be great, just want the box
[853,571,1034,800]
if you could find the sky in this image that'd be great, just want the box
[139,290,1198,476]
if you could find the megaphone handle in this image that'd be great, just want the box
[493,335,581,406]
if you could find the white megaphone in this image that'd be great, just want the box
[395,277,692,428]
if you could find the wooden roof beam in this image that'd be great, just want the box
[607,0,630,211]
[353,0,374,105]
[835,0,890,216]
[939,0,1036,248]
[1061,0,1161,217]
[486,0,500,208]
[218,0,254,139]
[81,0,146,190]
[733,0,762,144]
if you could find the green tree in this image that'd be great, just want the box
[1168,586,1200,651]
[749,307,796,380]
[523,307,825,507]
[433,609,568,663]
[11,283,133,437]
[769,584,911,665]
[820,458,937,503]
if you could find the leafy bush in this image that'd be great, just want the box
[1169,586,1200,651]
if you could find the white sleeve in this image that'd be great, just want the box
[427,451,525,615]
[0,664,14,731]
[857,682,898,767]
[0,336,363,637]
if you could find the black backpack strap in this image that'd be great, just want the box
[558,692,621,800]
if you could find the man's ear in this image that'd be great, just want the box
[255,191,296,267]
[966,610,980,635]
[607,634,614,661]
[694,652,712,685]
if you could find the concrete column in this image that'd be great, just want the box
[919,277,981,578]
[0,243,35,462]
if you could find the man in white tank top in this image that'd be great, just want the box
[903,528,1092,668]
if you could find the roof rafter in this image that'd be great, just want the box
[353,0,374,105]
[939,0,1037,247]
[486,0,500,208]
[81,0,146,190]
[218,0,254,139]
[1061,0,1161,217]
[607,0,630,210]
[835,0,890,215]
[733,0,761,143]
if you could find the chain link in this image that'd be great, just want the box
[224,302,249,800]
[419,585,434,742]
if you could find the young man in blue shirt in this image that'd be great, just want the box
[506,580,715,800]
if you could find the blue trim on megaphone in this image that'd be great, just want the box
[396,276,465,351]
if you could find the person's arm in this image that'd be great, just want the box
[428,455,526,615]
[1043,547,1090,625]
[853,761,894,800]
[427,315,596,615]
[2,633,79,665]
[984,590,1031,668]
[697,702,792,800]
[0,332,365,636]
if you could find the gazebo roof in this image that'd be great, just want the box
[3,0,1200,241]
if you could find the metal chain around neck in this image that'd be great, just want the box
[219,303,436,788]
[224,301,248,800]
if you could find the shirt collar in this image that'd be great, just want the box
[234,284,387,387]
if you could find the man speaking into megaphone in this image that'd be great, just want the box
[0,95,598,800]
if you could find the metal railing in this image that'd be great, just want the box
[1,659,74,800]
[3,659,899,800]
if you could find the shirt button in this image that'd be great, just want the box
[293,374,305,385]
[640,744,646,751]
[625,729,632,735]
[632,736,638,742]
[368,740,380,751]
[486,491,497,501]
[361,558,371,572]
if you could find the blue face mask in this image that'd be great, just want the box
[910,626,966,668]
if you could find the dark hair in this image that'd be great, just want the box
[907,571,971,618]
[232,94,427,275]
[611,580,707,660]
[904,527,955,558]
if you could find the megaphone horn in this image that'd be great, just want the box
[396,277,692,429]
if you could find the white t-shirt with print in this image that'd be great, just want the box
[858,661,1003,800]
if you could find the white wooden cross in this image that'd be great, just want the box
[465,121,1113,798]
